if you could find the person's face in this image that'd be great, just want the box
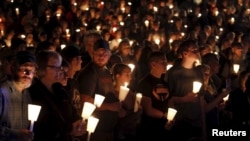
[184,46,200,62]
[16,63,36,88]
[120,43,131,56]
[71,56,82,71]
[232,47,243,57]
[92,49,110,67]
[44,57,62,84]
[153,58,168,74]
[203,69,210,85]
[58,66,69,86]
[85,36,100,56]
[116,68,132,85]
[208,59,220,74]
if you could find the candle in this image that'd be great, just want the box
[15,8,19,16]
[119,82,129,102]
[134,93,142,112]
[193,81,202,93]
[86,116,99,141]
[60,44,66,50]
[222,89,229,102]
[81,102,96,120]
[233,64,240,73]
[128,63,135,72]
[144,20,149,28]
[96,25,101,31]
[155,38,160,46]
[166,64,173,70]
[94,94,105,108]
[28,104,41,131]
[167,107,177,122]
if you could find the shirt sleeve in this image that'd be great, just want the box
[77,68,97,97]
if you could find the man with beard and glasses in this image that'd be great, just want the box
[0,51,37,141]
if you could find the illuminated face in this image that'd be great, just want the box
[16,63,36,88]
[116,68,132,85]
[92,49,110,68]
[44,57,62,84]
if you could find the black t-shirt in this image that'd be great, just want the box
[77,62,119,132]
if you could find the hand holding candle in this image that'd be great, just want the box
[134,93,142,112]
[86,116,99,141]
[192,81,202,94]
[119,82,129,102]
[28,104,41,131]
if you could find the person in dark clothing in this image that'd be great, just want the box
[29,51,85,141]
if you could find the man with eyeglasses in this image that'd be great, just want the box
[0,51,37,141]
[77,38,121,141]
[29,51,85,141]
[135,51,170,141]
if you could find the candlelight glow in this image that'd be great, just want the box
[94,94,105,108]
[167,107,177,121]
[128,63,135,71]
[144,20,149,28]
[81,102,96,120]
[233,64,240,73]
[134,93,142,112]
[119,82,129,102]
[193,81,202,93]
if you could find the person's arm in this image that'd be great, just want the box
[205,89,230,112]
[141,96,165,119]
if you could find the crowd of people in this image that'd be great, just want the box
[0,0,250,141]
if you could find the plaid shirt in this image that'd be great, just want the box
[0,80,31,140]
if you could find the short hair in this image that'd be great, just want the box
[111,63,131,77]
[83,30,102,44]
[201,53,218,64]
[36,51,62,78]
[148,51,166,63]
[177,40,198,55]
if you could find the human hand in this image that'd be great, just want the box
[183,92,198,103]
[71,120,86,137]
[15,129,33,141]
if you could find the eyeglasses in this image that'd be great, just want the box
[18,68,36,75]
[46,65,63,71]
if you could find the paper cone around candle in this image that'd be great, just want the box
[167,107,177,121]
[119,83,129,102]
[28,104,41,121]
[94,94,105,108]
[87,116,99,133]
[233,64,240,73]
[134,93,142,112]
[128,64,135,72]
[81,102,96,120]
[193,81,202,93]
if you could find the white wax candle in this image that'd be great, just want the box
[193,81,202,93]
[94,94,105,108]
[134,93,142,112]
[119,83,129,102]
[167,107,177,121]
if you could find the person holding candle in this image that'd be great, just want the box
[0,51,37,141]
[165,40,206,141]
[111,63,142,141]
[195,64,231,140]
[226,71,250,133]
[135,51,170,141]
[61,45,83,115]
[29,51,85,141]
[77,38,121,141]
